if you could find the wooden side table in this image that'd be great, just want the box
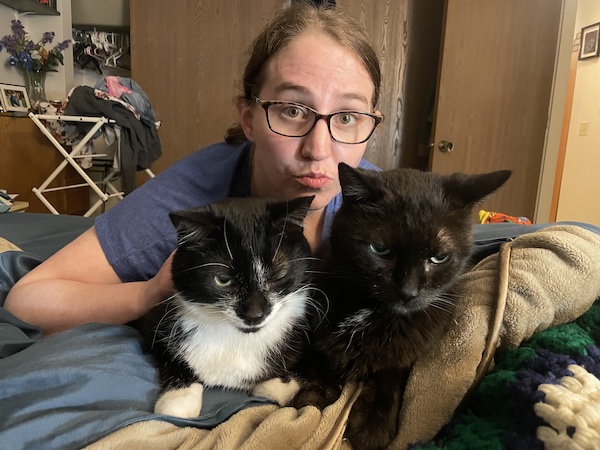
[8,201,29,212]
[0,114,89,214]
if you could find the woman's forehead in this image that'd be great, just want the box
[261,32,375,107]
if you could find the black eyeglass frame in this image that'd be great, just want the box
[253,96,384,145]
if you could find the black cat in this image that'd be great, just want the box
[293,164,511,450]
[138,196,316,418]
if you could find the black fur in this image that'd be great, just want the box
[294,164,511,449]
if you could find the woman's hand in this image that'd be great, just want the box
[140,250,176,315]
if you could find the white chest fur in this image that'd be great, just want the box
[173,291,307,391]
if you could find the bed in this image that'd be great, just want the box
[1,213,600,450]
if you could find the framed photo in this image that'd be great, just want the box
[0,84,31,113]
[579,22,600,60]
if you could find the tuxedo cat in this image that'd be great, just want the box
[293,164,511,450]
[139,196,316,418]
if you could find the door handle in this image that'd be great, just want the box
[438,140,454,153]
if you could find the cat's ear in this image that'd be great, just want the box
[446,170,512,207]
[338,162,378,203]
[271,196,314,231]
[169,209,220,241]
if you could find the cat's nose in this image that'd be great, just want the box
[398,288,418,304]
[239,294,271,325]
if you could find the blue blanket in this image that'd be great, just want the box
[0,253,271,450]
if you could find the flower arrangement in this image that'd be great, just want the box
[0,19,70,72]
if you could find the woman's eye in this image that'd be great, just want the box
[283,105,307,119]
[369,243,390,256]
[338,113,354,125]
[429,254,450,264]
[214,276,233,287]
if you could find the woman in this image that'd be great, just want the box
[4,2,384,336]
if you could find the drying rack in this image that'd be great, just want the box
[29,113,154,217]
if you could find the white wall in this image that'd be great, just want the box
[556,0,600,226]
[0,0,72,100]
[0,0,126,99]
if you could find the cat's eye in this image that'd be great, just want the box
[272,269,288,282]
[369,243,391,256]
[429,254,450,264]
[214,276,233,287]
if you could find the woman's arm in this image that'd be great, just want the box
[4,226,174,336]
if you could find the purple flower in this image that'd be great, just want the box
[0,35,16,51]
[10,20,25,40]
[41,31,55,45]
[7,55,17,66]
[57,39,70,52]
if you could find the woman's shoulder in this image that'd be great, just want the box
[169,140,251,170]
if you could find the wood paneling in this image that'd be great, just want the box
[0,115,89,214]
[130,0,282,173]
[337,0,409,171]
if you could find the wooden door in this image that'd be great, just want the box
[430,0,563,219]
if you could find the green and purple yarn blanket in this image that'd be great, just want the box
[421,299,600,450]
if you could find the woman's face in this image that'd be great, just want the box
[240,31,377,213]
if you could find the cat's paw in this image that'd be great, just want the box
[154,382,204,418]
[252,377,301,406]
[292,382,342,410]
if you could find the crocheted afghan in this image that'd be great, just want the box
[417,300,600,450]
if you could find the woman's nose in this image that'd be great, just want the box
[300,118,332,161]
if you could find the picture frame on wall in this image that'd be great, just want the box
[0,84,31,113]
[579,22,600,60]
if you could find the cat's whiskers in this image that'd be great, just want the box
[289,256,322,264]
[272,208,289,262]
[154,291,181,307]
[172,262,230,276]
[303,287,330,327]
[222,208,234,262]
[151,296,181,350]
[178,229,203,245]
[430,294,457,314]
[165,314,185,352]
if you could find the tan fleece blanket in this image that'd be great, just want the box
[87,225,600,450]
[0,237,21,253]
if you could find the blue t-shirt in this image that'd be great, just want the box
[95,140,377,282]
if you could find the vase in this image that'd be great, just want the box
[23,70,48,105]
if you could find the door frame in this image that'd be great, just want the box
[534,0,578,223]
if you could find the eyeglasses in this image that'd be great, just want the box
[253,96,383,145]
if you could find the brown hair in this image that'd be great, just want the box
[224,2,381,144]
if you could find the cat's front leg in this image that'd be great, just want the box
[154,382,204,418]
[252,377,301,406]
[344,368,407,450]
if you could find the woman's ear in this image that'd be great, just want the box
[238,99,255,142]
